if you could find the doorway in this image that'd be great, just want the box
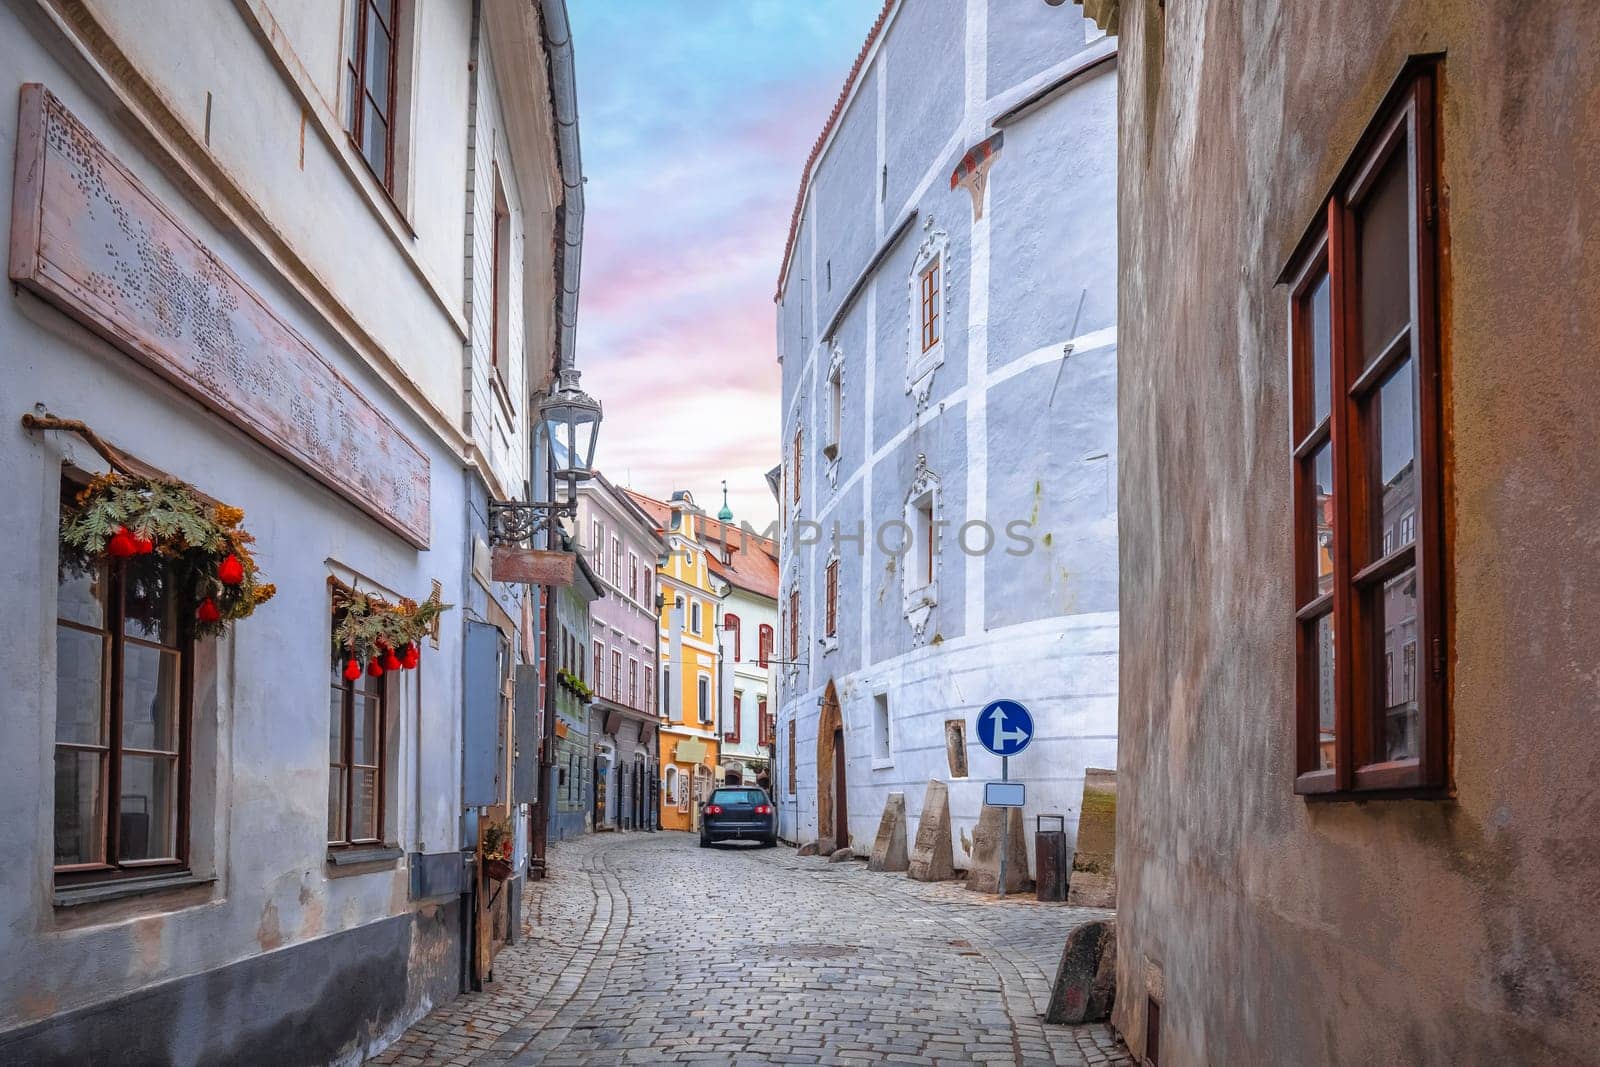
[816,681,846,853]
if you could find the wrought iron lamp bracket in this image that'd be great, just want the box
[488,499,577,547]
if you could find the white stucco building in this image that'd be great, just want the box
[0,1,582,1060]
[773,0,1118,871]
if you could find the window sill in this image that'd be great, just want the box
[327,845,404,871]
[871,757,895,771]
[55,871,213,909]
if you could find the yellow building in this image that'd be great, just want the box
[626,489,724,832]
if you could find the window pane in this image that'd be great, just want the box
[353,693,380,766]
[1308,444,1334,598]
[352,768,379,840]
[56,626,106,745]
[1308,272,1332,425]
[329,686,345,763]
[362,103,389,179]
[364,14,392,118]
[1313,613,1335,771]
[1358,146,1412,365]
[329,766,346,841]
[58,566,105,628]
[1371,359,1417,559]
[117,754,176,861]
[124,570,178,644]
[54,750,104,865]
[122,644,180,752]
[1376,568,1420,763]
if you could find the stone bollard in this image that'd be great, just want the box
[907,780,955,881]
[796,841,819,858]
[965,806,1030,894]
[1045,918,1117,1024]
[1066,768,1117,908]
[868,792,910,872]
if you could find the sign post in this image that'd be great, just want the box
[975,699,1035,899]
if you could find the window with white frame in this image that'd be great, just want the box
[690,600,702,635]
[873,692,891,762]
[824,344,844,463]
[906,221,949,400]
[697,674,711,724]
[902,454,940,643]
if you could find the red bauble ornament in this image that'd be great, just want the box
[196,597,221,624]
[367,660,384,677]
[217,554,244,585]
[132,531,154,555]
[401,643,419,670]
[343,658,362,681]
[107,527,138,559]
[384,650,403,671]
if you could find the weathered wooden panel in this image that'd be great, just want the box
[490,546,575,587]
[8,85,430,546]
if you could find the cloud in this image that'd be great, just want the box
[568,1,878,531]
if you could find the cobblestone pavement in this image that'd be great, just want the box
[372,832,1132,1066]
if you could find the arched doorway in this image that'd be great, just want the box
[816,682,847,853]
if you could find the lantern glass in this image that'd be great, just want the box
[539,367,602,499]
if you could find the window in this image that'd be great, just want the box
[612,536,622,587]
[758,624,773,668]
[612,650,622,701]
[915,495,935,586]
[873,692,891,761]
[824,360,843,460]
[690,600,702,635]
[645,665,654,714]
[329,641,387,847]
[728,691,742,743]
[591,520,602,566]
[792,428,802,505]
[593,641,603,694]
[344,0,400,190]
[724,613,741,660]
[787,590,799,661]
[55,492,192,883]
[919,257,941,353]
[787,720,797,795]
[825,558,840,637]
[629,552,639,599]
[758,697,772,747]
[662,666,672,718]
[1285,60,1444,796]
[665,766,679,805]
[490,169,512,411]
[697,675,711,725]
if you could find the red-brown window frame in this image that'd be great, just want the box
[757,624,773,668]
[54,510,195,886]
[724,613,741,660]
[787,590,799,661]
[727,691,742,744]
[792,428,803,505]
[919,259,941,352]
[824,558,839,637]
[612,649,622,702]
[1284,58,1447,798]
[345,0,400,192]
[329,634,388,848]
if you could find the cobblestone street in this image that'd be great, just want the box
[374,833,1132,1066]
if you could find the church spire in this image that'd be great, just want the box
[717,479,733,522]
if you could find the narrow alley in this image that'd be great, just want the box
[375,835,1130,1067]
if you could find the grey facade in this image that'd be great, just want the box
[773,0,1119,868]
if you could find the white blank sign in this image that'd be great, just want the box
[984,781,1025,807]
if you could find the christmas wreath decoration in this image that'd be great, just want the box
[59,472,275,638]
[331,582,449,680]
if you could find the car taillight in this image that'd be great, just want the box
[756,804,772,815]
[706,804,723,815]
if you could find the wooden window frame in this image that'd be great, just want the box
[328,628,388,849]
[787,590,799,662]
[488,168,515,421]
[593,640,603,693]
[724,613,741,661]
[919,258,941,353]
[728,691,742,744]
[757,624,773,668]
[611,649,622,702]
[792,428,803,506]
[345,0,400,193]
[824,558,839,637]
[1285,58,1447,798]
[54,521,194,886]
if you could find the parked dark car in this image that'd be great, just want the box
[699,787,777,847]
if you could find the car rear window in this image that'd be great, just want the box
[711,789,766,805]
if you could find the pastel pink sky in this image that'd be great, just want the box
[569,1,879,531]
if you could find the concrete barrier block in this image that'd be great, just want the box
[908,779,955,882]
[965,805,1030,894]
[868,792,910,872]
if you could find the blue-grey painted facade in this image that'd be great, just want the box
[774,0,1118,871]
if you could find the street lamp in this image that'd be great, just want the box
[540,365,602,508]
[488,365,602,546]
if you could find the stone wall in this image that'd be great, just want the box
[1114,0,1600,1062]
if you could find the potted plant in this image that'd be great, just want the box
[481,819,514,882]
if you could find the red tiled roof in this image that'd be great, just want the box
[773,0,897,303]
[622,489,779,602]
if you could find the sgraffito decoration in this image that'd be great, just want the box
[8,84,431,547]
[950,131,1005,221]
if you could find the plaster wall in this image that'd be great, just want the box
[721,584,776,768]
[774,0,1118,865]
[1113,1,1600,1063]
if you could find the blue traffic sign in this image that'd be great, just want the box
[976,699,1034,757]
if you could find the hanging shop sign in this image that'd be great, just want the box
[9,85,431,547]
[490,545,576,586]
